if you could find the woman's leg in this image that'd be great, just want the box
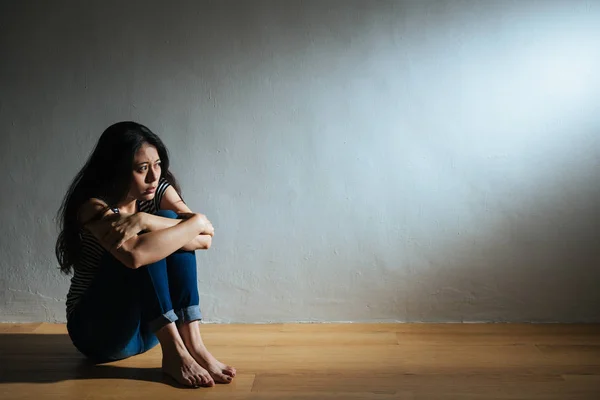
[67,253,158,361]
[137,249,215,387]
[156,210,236,383]
[66,250,214,387]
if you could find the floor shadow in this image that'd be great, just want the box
[0,333,180,387]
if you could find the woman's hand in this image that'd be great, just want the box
[178,212,215,237]
[181,234,212,251]
[103,212,147,249]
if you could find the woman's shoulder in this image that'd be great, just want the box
[158,176,171,188]
[78,198,113,225]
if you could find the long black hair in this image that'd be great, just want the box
[55,121,182,274]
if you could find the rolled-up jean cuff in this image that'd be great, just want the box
[175,305,202,324]
[148,309,178,332]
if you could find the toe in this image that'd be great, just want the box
[193,373,206,388]
[223,367,236,377]
[202,373,215,387]
[186,376,198,388]
[216,372,233,383]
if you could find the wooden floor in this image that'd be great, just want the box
[1,323,600,399]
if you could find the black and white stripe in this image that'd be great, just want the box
[65,178,171,317]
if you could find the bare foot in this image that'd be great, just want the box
[162,350,215,388]
[179,321,237,384]
[188,345,237,384]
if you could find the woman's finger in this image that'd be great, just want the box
[116,232,135,249]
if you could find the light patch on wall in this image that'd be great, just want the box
[534,36,598,102]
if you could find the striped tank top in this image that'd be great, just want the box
[65,178,171,318]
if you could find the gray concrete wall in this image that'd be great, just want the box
[1,0,599,323]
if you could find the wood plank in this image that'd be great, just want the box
[271,331,398,346]
[280,323,405,332]
[0,323,43,333]
[198,323,285,333]
[1,324,599,400]
[251,371,564,394]
[397,332,600,346]
[536,345,600,365]
[562,374,600,383]
[32,323,68,334]
[260,344,550,373]
[281,323,600,334]
[84,392,406,400]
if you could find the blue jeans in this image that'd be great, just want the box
[66,210,202,363]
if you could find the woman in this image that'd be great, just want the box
[55,121,236,388]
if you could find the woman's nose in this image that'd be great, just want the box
[147,167,158,183]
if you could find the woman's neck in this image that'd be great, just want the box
[117,198,137,214]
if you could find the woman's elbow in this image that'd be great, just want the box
[198,235,212,250]
[121,247,144,269]
[112,239,144,269]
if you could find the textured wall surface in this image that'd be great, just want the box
[1,0,599,323]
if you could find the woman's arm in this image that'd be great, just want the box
[80,199,207,269]
[140,212,212,235]
[141,213,213,250]
[181,234,212,251]
[141,213,183,231]
[124,217,206,267]
[158,185,215,251]
[110,212,212,251]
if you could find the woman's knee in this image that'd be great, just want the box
[155,209,178,219]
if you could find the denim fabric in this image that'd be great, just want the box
[66,210,202,363]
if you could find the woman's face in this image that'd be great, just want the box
[128,142,161,201]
